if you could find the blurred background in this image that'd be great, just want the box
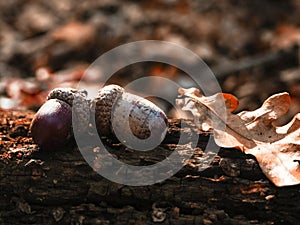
[0,0,299,121]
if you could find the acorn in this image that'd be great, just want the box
[30,85,168,150]
[91,85,168,149]
[30,88,90,150]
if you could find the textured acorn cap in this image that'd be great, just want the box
[47,88,90,133]
[91,85,124,136]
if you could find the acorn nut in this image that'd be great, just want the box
[30,88,90,150]
[91,85,168,148]
[30,85,168,150]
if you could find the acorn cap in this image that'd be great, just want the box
[91,84,124,136]
[48,88,90,133]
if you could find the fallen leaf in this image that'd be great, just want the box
[50,21,96,49]
[5,78,47,109]
[177,88,300,187]
[272,24,300,49]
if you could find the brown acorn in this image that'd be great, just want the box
[91,85,168,148]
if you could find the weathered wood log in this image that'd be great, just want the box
[0,111,299,225]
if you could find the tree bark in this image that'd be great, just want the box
[0,111,299,225]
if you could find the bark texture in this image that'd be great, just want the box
[0,111,299,225]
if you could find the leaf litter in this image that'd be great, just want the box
[177,87,300,187]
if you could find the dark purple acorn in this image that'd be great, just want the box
[30,88,89,150]
[30,99,72,150]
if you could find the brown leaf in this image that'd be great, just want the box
[272,24,300,49]
[50,21,95,49]
[5,78,47,109]
[177,88,300,187]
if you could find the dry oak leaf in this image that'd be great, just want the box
[176,88,300,187]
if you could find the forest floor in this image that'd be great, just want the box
[0,0,300,224]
